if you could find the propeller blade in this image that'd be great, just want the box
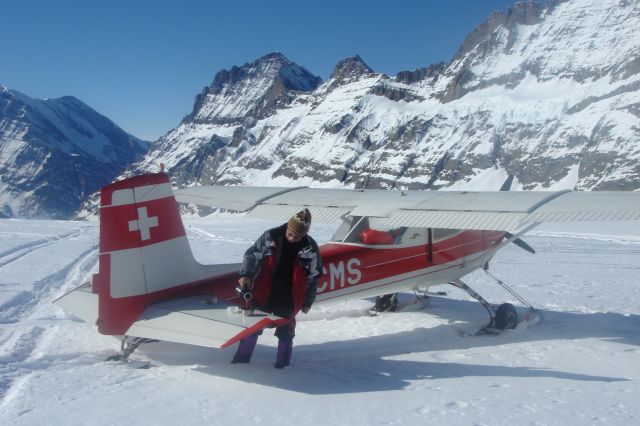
[499,174,515,191]
[504,232,536,254]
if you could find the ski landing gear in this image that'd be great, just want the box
[369,290,439,315]
[371,293,399,313]
[105,336,158,368]
[449,273,541,335]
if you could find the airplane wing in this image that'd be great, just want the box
[55,286,286,349]
[175,185,640,231]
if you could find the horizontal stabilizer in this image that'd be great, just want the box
[53,283,99,325]
[125,296,288,348]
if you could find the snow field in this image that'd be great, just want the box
[0,217,639,425]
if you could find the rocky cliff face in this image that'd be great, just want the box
[0,86,148,218]
[128,52,322,187]
[183,52,322,127]
[129,0,640,194]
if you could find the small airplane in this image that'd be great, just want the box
[54,172,640,361]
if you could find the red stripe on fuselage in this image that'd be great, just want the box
[317,230,503,296]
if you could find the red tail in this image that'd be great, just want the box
[93,173,228,334]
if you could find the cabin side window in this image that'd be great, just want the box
[332,216,427,246]
[396,227,428,245]
[431,228,461,242]
[330,218,461,245]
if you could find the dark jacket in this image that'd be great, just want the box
[240,224,322,315]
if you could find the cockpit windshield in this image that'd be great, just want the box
[330,216,462,246]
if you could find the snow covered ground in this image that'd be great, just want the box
[1,216,639,425]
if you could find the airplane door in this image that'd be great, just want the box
[427,228,433,264]
[431,228,464,265]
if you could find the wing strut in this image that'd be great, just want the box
[483,267,535,310]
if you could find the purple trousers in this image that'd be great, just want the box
[231,333,293,368]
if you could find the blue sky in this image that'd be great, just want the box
[1,0,520,141]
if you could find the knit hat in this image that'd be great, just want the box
[287,208,312,236]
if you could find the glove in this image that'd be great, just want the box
[301,306,311,314]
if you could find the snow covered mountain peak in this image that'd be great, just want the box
[454,1,548,63]
[329,55,375,85]
[185,52,321,126]
[122,0,639,199]
[443,0,640,101]
[0,85,148,218]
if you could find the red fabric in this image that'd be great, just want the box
[251,248,309,316]
[251,255,275,308]
[360,228,394,245]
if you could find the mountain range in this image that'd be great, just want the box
[0,85,148,218]
[2,0,638,219]
[128,0,638,200]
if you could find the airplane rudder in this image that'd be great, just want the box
[99,173,185,252]
[95,173,186,334]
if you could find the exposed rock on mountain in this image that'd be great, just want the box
[183,52,322,126]
[329,55,375,88]
[127,0,640,195]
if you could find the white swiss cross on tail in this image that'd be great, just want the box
[128,206,159,241]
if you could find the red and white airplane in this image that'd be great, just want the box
[54,173,640,360]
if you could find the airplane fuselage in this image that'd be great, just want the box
[313,230,504,304]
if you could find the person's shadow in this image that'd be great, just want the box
[140,296,638,395]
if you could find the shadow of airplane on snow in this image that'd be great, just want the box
[139,296,638,394]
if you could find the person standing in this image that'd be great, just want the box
[232,208,322,368]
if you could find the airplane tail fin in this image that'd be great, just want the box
[94,173,229,335]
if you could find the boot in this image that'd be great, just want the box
[275,339,293,369]
[231,334,258,364]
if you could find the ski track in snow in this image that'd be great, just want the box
[0,225,97,324]
[0,217,639,425]
[0,243,97,324]
[0,229,84,269]
[0,222,98,410]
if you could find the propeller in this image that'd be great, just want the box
[499,174,515,192]
[499,174,535,254]
[505,232,536,254]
